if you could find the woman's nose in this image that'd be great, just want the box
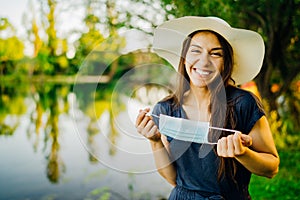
[194,54,211,68]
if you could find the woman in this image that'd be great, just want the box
[135,16,279,200]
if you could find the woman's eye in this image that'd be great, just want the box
[191,49,201,53]
[211,52,223,57]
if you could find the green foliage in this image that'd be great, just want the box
[84,187,111,200]
[249,150,300,199]
[0,37,24,61]
[161,0,234,20]
[266,106,300,150]
[0,17,17,38]
[0,18,24,75]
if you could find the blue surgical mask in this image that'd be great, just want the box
[158,114,213,144]
[151,113,236,158]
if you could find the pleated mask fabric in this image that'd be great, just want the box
[158,114,215,144]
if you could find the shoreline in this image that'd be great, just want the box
[0,75,111,84]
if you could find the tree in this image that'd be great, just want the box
[24,0,69,75]
[71,0,105,74]
[43,0,69,74]
[0,18,24,75]
[72,0,127,77]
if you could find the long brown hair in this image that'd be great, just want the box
[164,30,237,181]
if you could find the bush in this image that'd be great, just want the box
[249,150,300,199]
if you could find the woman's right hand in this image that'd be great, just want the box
[135,108,161,142]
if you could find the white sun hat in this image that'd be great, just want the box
[152,16,265,85]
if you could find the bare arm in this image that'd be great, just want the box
[150,137,177,186]
[217,116,279,178]
[135,108,177,186]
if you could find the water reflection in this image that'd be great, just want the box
[0,83,27,136]
[0,81,172,199]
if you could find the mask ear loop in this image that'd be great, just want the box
[201,127,237,145]
[149,113,160,119]
[209,126,236,133]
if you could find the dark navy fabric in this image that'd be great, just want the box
[169,185,225,200]
[152,86,265,200]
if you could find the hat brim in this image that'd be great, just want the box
[152,16,265,85]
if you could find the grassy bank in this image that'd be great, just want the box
[0,75,110,84]
[249,150,300,200]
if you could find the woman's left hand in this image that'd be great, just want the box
[217,132,252,158]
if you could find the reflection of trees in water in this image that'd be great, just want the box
[44,85,65,183]
[0,83,68,183]
[0,81,169,185]
[0,84,27,136]
[2,80,124,176]
[75,81,171,164]
[29,84,68,183]
[84,95,122,162]
[46,128,65,184]
[29,100,43,152]
[0,123,18,135]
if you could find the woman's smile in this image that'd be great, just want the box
[192,68,214,77]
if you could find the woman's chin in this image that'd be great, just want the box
[190,80,209,88]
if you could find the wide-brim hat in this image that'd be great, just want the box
[152,16,265,85]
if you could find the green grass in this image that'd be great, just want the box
[249,150,300,200]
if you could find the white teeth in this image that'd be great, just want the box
[195,69,210,75]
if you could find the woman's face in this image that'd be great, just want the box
[185,31,224,88]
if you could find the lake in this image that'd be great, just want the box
[0,80,173,200]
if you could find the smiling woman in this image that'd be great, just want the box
[135,16,279,200]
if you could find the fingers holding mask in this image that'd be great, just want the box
[135,108,150,129]
[135,109,151,133]
[217,132,248,158]
[232,131,250,156]
[144,120,161,141]
[135,109,161,141]
[217,136,234,157]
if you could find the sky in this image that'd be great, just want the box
[0,0,86,37]
[0,0,28,37]
[0,0,86,56]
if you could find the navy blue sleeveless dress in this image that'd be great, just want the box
[152,86,265,200]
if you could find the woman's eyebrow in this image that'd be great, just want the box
[190,44,203,49]
[211,47,223,51]
[190,44,223,51]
